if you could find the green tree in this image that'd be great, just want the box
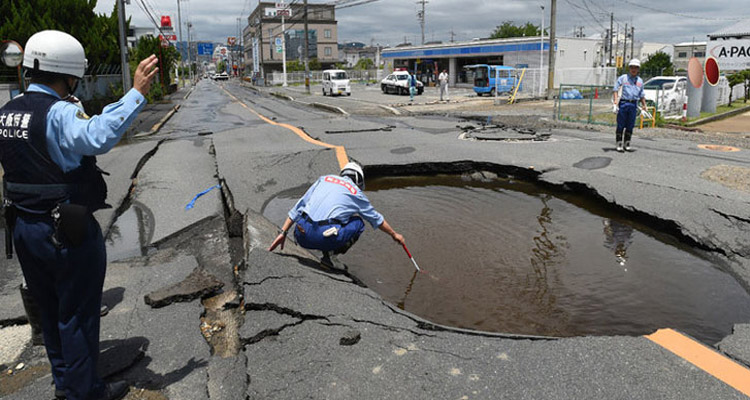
[354,58,374,70]
[0,0,124,69]
[286,60,305,72]
[217,60,227,74]
[490,21,542,39]
[641,51,674,78]
[727,71,746,106]
[309,58,321,71]
[129,36,178,101]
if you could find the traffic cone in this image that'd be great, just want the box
[594,88,599,99]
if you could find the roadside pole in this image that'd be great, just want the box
[177,0,183,86]
[116,0,132,91]
[545,0,556,99]
[281,2,288,87]
[539,5,544,97]
[304,0,310,94]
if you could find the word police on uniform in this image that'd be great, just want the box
[0,112,32,139]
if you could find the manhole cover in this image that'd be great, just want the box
[573,157,612,170]
[698,144,741,152]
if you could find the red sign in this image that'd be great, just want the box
[324,176,358,195]
[220,48,227,55]
[161,16,172,28]
[227,37,237,46]
[159,34,177,41]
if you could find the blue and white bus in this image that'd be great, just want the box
[468,65,520,96]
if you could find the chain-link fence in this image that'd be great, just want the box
[556,84,618,126]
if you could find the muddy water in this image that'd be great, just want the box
[105,201,155,261]
[264,175,750,343]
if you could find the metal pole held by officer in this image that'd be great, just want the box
[0,30,158,400]
[612,58,647,152]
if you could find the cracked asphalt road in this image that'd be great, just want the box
[2,78,750,399]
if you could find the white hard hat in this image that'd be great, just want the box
[628,58,641,68]
[341,162,365,190]
[23,30,87,78]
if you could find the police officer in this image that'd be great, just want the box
[612,58,647,152]
[0,30,158,400]
[268,162,405,267]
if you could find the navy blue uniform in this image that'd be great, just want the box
[0,84,145,400]
[613,74,645,147]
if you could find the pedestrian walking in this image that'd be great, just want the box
[0,30,158,400]
[438,69,449,101]
[268,162,406,269]
[612,59,647,152]
[409,72,417,102]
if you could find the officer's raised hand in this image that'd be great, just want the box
[133,55,160,96]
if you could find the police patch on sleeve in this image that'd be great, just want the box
[76,110,91,120]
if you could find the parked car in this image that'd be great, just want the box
[213,72,229,81]
[380,70,424,95]
[322,69,351,96]
[468,64,520,96]
[643,76,687,113]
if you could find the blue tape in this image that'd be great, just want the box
[185,184,221,210]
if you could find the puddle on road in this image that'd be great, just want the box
[264,174,750,343]
[106,201,155,261]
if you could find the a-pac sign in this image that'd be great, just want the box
[707,40,750,71]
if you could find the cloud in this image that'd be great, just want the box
[94,0,740,46]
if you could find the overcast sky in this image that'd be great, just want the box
[94,0,747,47]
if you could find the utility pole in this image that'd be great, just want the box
[449,29,456,43]
[630,26,635,62]
[609,13,614,67]
[545,0,556,99]
[615,24,619,68]
[116,0,131,91]
[304,0,310,94]
[281,3,287,87]
[540,5,544,97]
[177,0,184,86]
[417,0,428,45]
[187,22,193,82]
[623,23,628,61]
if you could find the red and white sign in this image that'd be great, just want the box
[227,37,237,46]
[220,48,227,56]
[324,176,357,195]
[159,34,177,41]
[275,2,288,9]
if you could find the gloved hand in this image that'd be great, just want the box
[612,103,619,114]
[639,107,653,120]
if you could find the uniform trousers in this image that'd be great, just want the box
[294,215,366,254]
[14,213,106,400]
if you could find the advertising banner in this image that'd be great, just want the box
[707,40,750,71]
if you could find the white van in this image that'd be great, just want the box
[322,69,351,96]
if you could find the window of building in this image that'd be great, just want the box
[694,51,705,57]
[324,29,331,39]
[678,52,688,58]
[325,47,332,57]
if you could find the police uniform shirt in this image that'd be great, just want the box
[288,175,385,229]
[24,83,146,172]
[613,74,644,102]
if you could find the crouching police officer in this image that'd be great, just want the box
[268,162,405,267]
[612,58,647,152]
[0,30,158,400]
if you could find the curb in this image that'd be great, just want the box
[378,104,401,115]
[271,92,294,101]
[240,82,261,94]
[685,104,750,127]
[134,104,180,138]
[183,87,194,100]
[310,102,349,115]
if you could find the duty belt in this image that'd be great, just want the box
[299,212,343,226]
[620,99,638,104]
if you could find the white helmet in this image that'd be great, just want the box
[628,58,641,68]
[23,30,87,78]
[341,162,365,190]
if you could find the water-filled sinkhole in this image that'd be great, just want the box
[264,173,750,343]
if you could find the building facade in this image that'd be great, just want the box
[673,42,706,71]
[381,36,603,88]
[243,2,338,76]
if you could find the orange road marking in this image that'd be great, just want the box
[646,328,750,397]
[221,86,349,169]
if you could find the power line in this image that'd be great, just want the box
[618,0,747,21]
